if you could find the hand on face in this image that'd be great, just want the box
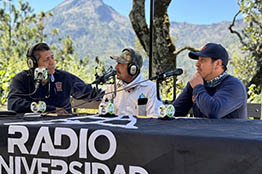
[195,57,224,82]
[190,72,204,88]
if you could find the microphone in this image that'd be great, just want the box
[150,68,183,81]
[34,67,49,89]
[92,67,117,84]
[162,68,183,78]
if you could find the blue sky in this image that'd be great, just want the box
[17,0,241,24]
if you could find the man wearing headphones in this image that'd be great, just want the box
[103,48,162,116]
[8,43,101,114]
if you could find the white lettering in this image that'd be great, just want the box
[21,156,37,174]
[54,128,78,157]
[92,162,110,174]
[129,166,149,174]
[8,126,117,161]
[89,130,117,161]
[114,164,126,174]
[51,159,68,174]
[79,129,88,159]
[0,156,149,174]
[84,162,91,174]
[0,156,13,174]
[8,125,29,154]
[69,161,82,174]
[15,156,21,174]
[37,158,50,174]
[30,127,55,155]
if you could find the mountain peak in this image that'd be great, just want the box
[45,0,243,71]
[45,0,135,58]
[57,0,103,9]
[52,0,125,23]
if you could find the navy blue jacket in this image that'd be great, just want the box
[173,75,247,119]
[8,69,100,113]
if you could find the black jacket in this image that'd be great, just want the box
[8,69,101,113]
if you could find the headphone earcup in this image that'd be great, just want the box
[27,57,37,69]
[27,43,41,69]
[128,63,138,76]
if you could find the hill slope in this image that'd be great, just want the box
[44,0,245,77]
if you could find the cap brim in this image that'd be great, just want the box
[110,56,129,64]
[189,52,208,59]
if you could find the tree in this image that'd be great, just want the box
[53,35,93,83]
[229,0,262,94]
[129,0,198,102]
[0,0,53,105]
[0,0,92,107]
[129,0,198,75]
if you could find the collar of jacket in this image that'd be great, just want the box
[118,74,148,92]
[204,71,229,87]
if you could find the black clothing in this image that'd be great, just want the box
[8,69,100,113]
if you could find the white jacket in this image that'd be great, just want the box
[103,74,162,116]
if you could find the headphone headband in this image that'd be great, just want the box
[122,48,140,76]
[122,48,136,64]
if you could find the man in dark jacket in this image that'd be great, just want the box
[173,43,247,119]
[8,43,101,114]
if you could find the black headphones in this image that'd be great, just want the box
[122,48,139,76]
[26,43,40,69]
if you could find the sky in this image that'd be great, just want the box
[13,0,241,25]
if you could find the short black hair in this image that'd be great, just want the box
[211,57,227,71]
[32,43,50,61]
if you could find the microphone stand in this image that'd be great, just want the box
[112,75,117,103]
[93,71,117,102]
[156,72,162,101]
[29,76,50,100]
[94,72,99,94]
[153,72,177,104]
[173,76,177,102]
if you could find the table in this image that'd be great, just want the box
[0,114,262,174]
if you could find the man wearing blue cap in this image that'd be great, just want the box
[173,43,247,119]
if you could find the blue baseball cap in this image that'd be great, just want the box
[188,43,229,67]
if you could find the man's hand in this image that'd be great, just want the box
[55,107,69,115]
[190,72,204,88]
